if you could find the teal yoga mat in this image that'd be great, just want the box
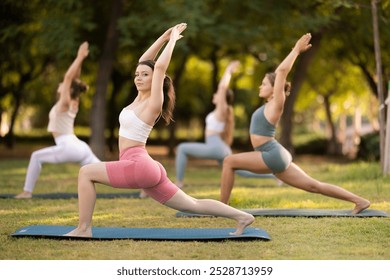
[176,208,389,218]
[11,225,271,241]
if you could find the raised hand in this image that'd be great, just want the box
[170,23,187,42]
[293,33,312,54]
[227,60,241,74]
[77,42,89,58]
[161,27,174,41]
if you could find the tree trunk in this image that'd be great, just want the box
[371,0,386,173]
[89,0,123,160]
[324,95,341,155]
[107,69,127,153]
[5,72,32,148]
[167,52,190,157]
[4,90,22,148]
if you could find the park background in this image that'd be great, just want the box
[0,0,389,261]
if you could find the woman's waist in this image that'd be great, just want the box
[51,130,74,137]
[53,133,78,144]
[205,130,223,137]
[119,136,146,153]
[118,141,148,159]
[250,134,274,148]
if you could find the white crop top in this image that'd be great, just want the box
[205,112,225,132]
[47,105,76,134]
[119,108,153,143]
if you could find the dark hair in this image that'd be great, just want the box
[137,60,175,125]
[265,72,291,96]
[221,89,234,146]
[70,79,88,99]
[225,89,234,106]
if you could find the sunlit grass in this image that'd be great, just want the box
[0,151,389,260]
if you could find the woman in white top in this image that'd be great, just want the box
[15,42,100,199]
[65,24,254,237]
[175,61,281,189]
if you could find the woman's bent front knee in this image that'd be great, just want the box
[223,155,234,168]
[78,165,90,178]
[78,164,100,181]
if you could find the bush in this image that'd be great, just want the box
[294,138,328,155]
[356,132,380,161]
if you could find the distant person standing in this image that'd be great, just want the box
[15,42,100,199]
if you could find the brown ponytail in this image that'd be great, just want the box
[221,105,234,146]
[162,75,175,125]
[71,79,89,99]
[221,89,235,146]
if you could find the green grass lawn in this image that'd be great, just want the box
[0,145,389,260]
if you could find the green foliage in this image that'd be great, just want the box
[357,132,380,161]
[294,137,328,155]
[1,0,389,159]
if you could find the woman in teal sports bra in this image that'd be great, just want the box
[220,33,370,215]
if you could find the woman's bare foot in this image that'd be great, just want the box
[275,178,284,186]
[230,213,255,235]
[64,227,92,238]
[139,190,149,198]
[352,198,371,214]
[14,191,32,199]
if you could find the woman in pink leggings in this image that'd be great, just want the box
[65,23,254,238]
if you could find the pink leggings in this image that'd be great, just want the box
[105,146,179,204]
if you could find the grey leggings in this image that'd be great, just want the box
[175,135,276,181]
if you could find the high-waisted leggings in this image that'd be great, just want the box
[23,134,100,193]
[175,134,276,181]
[105,146,179,204]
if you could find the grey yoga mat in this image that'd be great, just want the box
[176,208,390,218]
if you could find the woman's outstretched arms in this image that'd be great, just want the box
[148,23,187,115]
[272,33,312,109]
[58,42,89,107]
[139,27,174,62]
[214,60,240,118]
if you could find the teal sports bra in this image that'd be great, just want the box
[249,105,276,137]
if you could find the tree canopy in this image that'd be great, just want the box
[1,0,389,159]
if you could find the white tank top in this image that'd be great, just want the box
[47,105,76,134]
[205,112,225,133]
[119,108,152,143]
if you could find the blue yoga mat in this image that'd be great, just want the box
[11,225,271,241]
[176,208,390,218]
[0,192,140,199]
